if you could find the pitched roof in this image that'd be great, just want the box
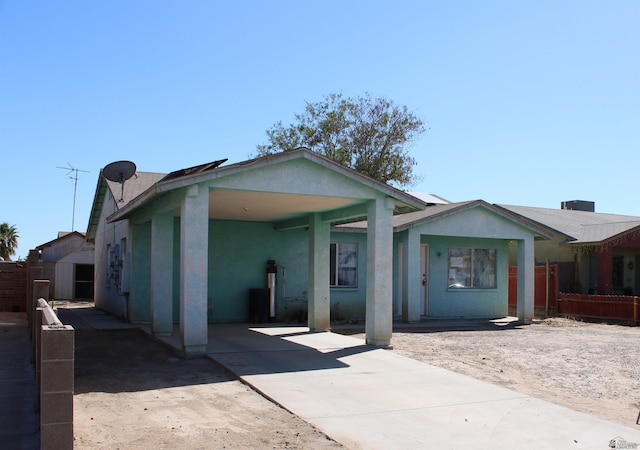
[497,204,640,244]
[108,148,427,223]
[105,171,166,207]
[86,171,166,242]
[337,200,552,238]
[88,148,428,239]
[36,231,87,249]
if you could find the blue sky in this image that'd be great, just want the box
[1,0,638,259]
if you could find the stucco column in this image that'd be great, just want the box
[179,184,209,356]
[516,238,534,323]
[365,197,395,346]
[401,229,421,322]
[151,211,173,336]
[597,246,613,294]
[308,213,330,331]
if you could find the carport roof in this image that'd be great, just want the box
[88,148,428,239]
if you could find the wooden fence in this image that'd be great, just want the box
[557,293,638,326]
[0,261,27,311]
[508,264,558,317]
[509,263,638,325]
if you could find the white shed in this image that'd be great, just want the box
[54,250,94,300]
[35,231,95,301]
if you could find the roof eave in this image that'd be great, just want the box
[108,148,428,222]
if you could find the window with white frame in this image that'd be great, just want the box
[447,248,497,289]
[330,242,358,287]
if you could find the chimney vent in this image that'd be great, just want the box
[561,200,595,212]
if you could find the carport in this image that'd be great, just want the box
[107,148,426,355]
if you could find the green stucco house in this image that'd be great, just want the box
[334,201,550,322]
[88,149,426,355]
[87,149,544,356]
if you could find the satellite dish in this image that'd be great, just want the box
[103,160,136,202]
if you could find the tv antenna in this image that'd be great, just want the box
[102,161,136,203]
[57,163,90,231]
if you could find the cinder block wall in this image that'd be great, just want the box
[39,325,74,450]
[32,281,75,450]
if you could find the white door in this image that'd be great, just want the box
[420,244,429,316]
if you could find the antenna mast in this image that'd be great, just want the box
[57,163,90,231]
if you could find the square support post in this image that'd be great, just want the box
[365,197,395,346]
[517,238,535,324]
[401,229,421,322]
[151,211,174,336]
[179,184,209,356]
[308,213,331,331]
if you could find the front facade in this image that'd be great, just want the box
[87,149,426,355]
[334,201,548,322]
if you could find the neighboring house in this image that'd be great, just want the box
[34,231,95,300]
[334,201,550,321]
[499,201,640,296]
[87,148,427,355]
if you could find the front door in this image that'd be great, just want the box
[420,244,429,316]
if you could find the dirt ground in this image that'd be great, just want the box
[65,310,640,449]
[358,318,640,428]
[63,312,343,450]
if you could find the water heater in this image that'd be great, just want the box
[267,260,277,320]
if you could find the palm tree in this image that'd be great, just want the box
[0,223,19,261]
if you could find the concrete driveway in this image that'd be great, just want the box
[150,323,640,450]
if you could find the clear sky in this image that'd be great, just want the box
[1,1,638,259]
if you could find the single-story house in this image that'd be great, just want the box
[334,201,551,322]
[498,201,640,296]
[87,148,428,355]
[86,149,547,355]
[34,231,95,300]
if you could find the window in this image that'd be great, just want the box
[330,242,357,287]
[448,248,496,289]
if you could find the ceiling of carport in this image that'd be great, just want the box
[207,189,362,222]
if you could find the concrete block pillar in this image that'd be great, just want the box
[180,184,209,356]
[517,238,535,323]
[308,213,331,331]
[32,280,50,350]
[365,197,395,346]
[40,324,74,450]
[151,211,174,336]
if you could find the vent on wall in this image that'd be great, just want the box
[561,200,595,212]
